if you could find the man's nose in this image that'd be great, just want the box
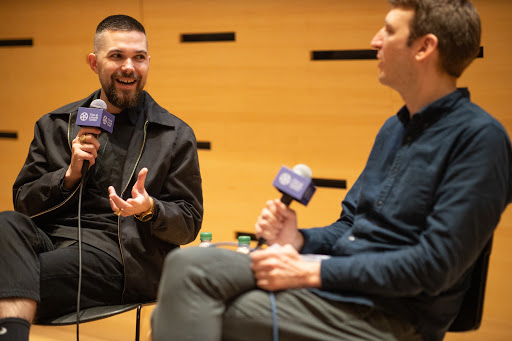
[121,58,135,72]
[370,28,384,49]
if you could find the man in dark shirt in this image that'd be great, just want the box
[151,1,511,341]
[0,15,203,341]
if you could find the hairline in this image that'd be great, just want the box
[94,29,148,54]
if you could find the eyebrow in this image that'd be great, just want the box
[107,48,148,55]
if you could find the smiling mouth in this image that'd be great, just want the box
[116,78,136,86]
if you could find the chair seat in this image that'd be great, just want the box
[36,303,142,326]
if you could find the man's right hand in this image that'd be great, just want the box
[254,198,304,251]
[64,127,101,190]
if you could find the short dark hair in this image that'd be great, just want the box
[94,15,146,52]
[389,0,481,77]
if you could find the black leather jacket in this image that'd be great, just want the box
[13,90,203,302]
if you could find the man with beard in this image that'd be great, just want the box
[0,15,203,341]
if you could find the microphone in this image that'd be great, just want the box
[75,99,115,177]
[257,164,317,248]
[273,164,316,206]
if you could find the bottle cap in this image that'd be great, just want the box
[200,232,212,241]
[238,236,251,245]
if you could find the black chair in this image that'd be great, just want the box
[35,302,155,341]
[448,236,494,332]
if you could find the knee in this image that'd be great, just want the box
[0,210,25,220]
[160,247,241,289]
[162,247,216,278]
[0,211,33,237]
[158,248,211,294]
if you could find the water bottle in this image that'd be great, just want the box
[198,232,214,248]
[236,236,252,254]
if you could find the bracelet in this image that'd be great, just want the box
[134,197,155,222]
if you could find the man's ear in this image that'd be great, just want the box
[88,53,99,74]
[415,33,438,61]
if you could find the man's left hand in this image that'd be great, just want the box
[250,244,322,291]
[108,167,152,217]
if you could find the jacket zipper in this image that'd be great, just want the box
[29,185,80,219]
[119,119,149,300]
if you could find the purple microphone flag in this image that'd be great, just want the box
[76,107,115,133]
[272,165,316,205]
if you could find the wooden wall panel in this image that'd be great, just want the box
[0,0,510,340]
[143,0,392,244]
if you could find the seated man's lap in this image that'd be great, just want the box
[154,247,422,340]
[37,243,123,320]
[222,280,422,341]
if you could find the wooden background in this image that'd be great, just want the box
[0,0,510,340]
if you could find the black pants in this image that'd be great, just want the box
[0,211,124,321]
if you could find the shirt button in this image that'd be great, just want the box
[377,200,383,206]
[392,168,398,174]
[348,235,355,241]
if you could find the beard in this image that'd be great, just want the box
[102,71,145,110]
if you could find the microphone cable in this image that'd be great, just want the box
[269,291,279,341]
[74,99,108,341]
[207,242,279,340]
[76,170,88,341]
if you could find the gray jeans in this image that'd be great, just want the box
[151,247,422,341]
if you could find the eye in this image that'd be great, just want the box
[385,24,395,35]
[109,53,123,59]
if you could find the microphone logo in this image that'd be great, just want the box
[290,178,305,192]
[278,172,292,186]
[76,106,115,133]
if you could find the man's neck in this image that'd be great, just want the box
[401,73,457,117]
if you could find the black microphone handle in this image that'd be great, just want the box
[280,193,294,206]
[81,160,89,178]
[79,133,100,179]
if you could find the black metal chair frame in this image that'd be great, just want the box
[35,302,155,341]
[448,236,494,332]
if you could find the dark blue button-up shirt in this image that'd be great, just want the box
[302,89,512,341]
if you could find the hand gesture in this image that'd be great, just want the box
[108,167,152,217]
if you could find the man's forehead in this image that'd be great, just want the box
[385,8,414,28]
[97,30,148,51]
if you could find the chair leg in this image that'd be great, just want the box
[135,304,142,341]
